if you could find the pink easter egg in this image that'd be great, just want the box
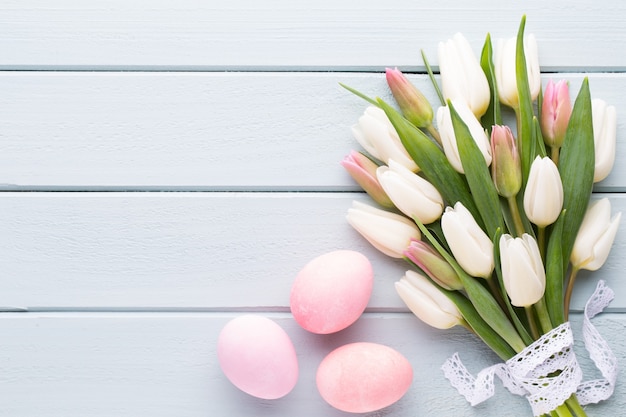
[217,315,298,399]
[290,250,373,334]
[316,342,413,413]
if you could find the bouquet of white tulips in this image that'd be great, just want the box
[341,16,620,417]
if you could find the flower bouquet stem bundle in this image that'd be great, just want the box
[341,16,620,417]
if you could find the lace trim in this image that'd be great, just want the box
[441,280,617,416]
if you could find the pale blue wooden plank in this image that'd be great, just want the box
[0,72,623,191]
[0,0,624,70]
[1,192,624,312]
[0,312,622,416]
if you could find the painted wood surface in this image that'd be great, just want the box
[0,0,624,71]
[0,1,624,416]
[0,72,624,192]
[0,312,624,417]
[2,192,625,312]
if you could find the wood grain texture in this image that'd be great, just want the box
[0,312,623,417]
[2,192,624,311]
[0,0,624,71]
[0,72,624,191]
[1,2,625,416]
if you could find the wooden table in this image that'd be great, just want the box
[0,1,624,416]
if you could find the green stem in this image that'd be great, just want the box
[537,226,546,260]
[534,297,553,334]
[566,395,588,416]
[525,306,540,340]
[564,266,580,321]
[487,276,509,318]
[507,195,525,237]
[551,145,561,166]
[555,402,575,417]
[425,123,442,145]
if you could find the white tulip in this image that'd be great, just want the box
[395,270,464,329]
[441,202,494,278]
[495,34,541,109]
[523,156,564,227]
[436,100,492,173]
[351,106,419,172]
[499,233,546,307]
[438,32,491,118]
[591,99,617,183]
[571,198,621,271]
[347,200,420,258]
[376,160,444,224]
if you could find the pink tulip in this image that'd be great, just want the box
[341,151,394,208]
[385,67,433,128]
[404,239,463,290]
[541,80,572,148]
[490,125,521,198]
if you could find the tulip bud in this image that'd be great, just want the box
[385,67,434,128]
[499,233,546,307]
[404,240,463,290]
[395,270,464,329]
[437,33,491,118]
[490,125,522,198]
[571,198,621,271]
[441,202,494,279]
[495,34,541,109]
[341,151,394,208]
[352,106,419,172]
[347,200,420,258]
[376,159,444,224]
[436,100,492,173]
[541,80,572,148]
[591,99,617,183]
[523,156,564,227]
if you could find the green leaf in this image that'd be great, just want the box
[533,116,547,158]
[515,15,536,183]
[377,99,482,223]
[421,50,445,106]
[557,78,595,270]
[449,101,505,239]
[444,290,517,360]
[339,83,379,106]
[479,33,502,132]
[545,210,566,325]
[415,218,526,353]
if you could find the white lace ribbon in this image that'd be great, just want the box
[441,280,618,416]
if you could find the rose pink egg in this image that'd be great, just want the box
[290,250,373,334]
[217,315,298,399]
[316,342,413,413]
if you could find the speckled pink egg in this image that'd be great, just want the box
[316,342,413,413]
[217,315,298,399]
[290,250,373,334]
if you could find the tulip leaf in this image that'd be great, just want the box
[480,33,502,132]
[449,101,505,239]
[415,217,526,353]
[533,116,547,158]
[339,83,379,107]
[556,78,594,270]
[443,289,516,360]
[515,15,536,183]
[421,49,445,106]
[377,99,481,223]
[545,209,566,325]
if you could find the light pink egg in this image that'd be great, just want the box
[217,315,298,399]
[290,250,373,334]
[316,342,413,413]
